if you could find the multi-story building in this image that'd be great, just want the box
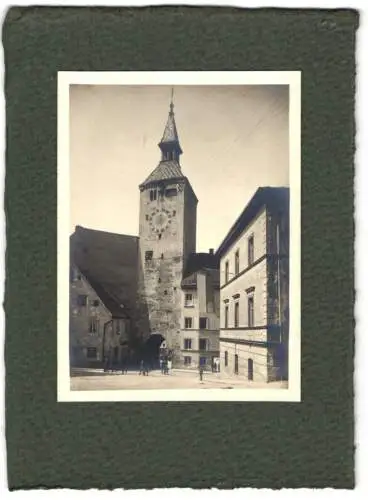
[69,265,131,367]
[179,251,220,370]
[69,226,138,367]
[216,187,289,383]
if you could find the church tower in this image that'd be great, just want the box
[137,92,198,360]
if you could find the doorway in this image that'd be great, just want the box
[234,354,239,375]
[248,358,254,381]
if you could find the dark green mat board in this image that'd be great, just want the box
[3,6,357,490]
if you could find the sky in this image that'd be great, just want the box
[70,84,289,253]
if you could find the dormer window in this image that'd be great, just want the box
[150,190,157,201]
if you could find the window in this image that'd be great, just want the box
[92,300,99,307]
[164,290,168,295]
[248,235,254,265]
[89,317,99,334]
[146,214,149,220]
[235,250,240,275]
[161,253,164,259]
[158,234,162,240]
[225,261,229,283]
[199,339,207,351]
[173,210,176,216]
[185,293,193,307]
[184,317,193,329]
[199,356,207,366]
[150,190,157,201]
[70,268,81,282]
[224,305,229,328]
[158,278,161,283]
[234,302,239,328]
[145,251,153,262]
[86,347,97,359]
[184,338,192,350]
[234,354,239,375]
[184,356,192,366]
[165,188,177,197]
[248,296,254,327]
[225,351,228,367]
[77,294,87,306]
[199,317,208,329]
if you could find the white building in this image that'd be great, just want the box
[216,187,289,383]
[179,251,220,370]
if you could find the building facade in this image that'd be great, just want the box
[217,187,289,383]
[69,265,130,367]
[179,252,220,370]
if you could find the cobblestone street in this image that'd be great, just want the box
[70,368,288,391]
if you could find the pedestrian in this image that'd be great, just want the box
[199,367,204,382]
[167,359,172,375]
[139,359,144,375]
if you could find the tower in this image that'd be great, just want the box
[137,92,198,361]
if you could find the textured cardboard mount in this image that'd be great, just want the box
[3,7,357,490]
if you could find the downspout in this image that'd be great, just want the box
[102,319,113,361]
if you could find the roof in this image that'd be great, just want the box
[215,187,289,258]
[140,160,185,188]
[181,252,220,289]
[70,226,139,319]
[160,105,179,143]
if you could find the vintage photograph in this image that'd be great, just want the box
[58,72,301,401]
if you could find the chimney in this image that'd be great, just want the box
[209,248,214,255]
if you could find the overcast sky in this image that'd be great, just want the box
[70,84,289,253]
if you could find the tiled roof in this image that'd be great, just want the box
[70,226,139,319]
[140,160,185,188]
[216,187,290,258]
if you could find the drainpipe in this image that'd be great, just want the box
[102,320,113,361]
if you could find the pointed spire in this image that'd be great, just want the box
[159,88,183,161]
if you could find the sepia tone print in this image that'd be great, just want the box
[59,72,300,401]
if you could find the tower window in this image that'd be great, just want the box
[145,251,153,262]
[158,234,162,240]
[165,188,177,198]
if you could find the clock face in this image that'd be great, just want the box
[148,208,175,234]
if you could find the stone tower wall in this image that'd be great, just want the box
[137,179,197,360]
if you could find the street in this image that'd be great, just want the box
[70,367,288,391]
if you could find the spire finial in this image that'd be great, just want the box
[170,87,174,113]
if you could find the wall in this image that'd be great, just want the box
[69,269,111,365]
[220,208,268,346]
[220,341,269,382]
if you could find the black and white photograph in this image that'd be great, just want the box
[58,72,301,402]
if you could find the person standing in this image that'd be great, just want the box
[167,359,172,375]
[199,366,204,382]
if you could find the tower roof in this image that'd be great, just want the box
[160,101,180,144]
[158,89,183,154]
[139,159,185,188]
